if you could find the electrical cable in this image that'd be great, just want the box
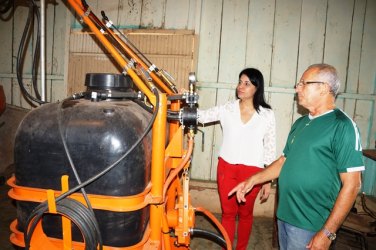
[24,88,160,249]
[162,136,193,200]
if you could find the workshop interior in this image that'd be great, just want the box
[0,0,375,250]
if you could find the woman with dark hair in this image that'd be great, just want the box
[198,68,276,249]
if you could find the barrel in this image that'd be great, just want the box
[14,74,151,247]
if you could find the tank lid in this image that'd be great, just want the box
[85,73,133,91]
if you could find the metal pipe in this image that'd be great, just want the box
[150,93,167,242]
[40,0,46,101]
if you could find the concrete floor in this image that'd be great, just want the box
[1,174,376,250]
[1,105,376,249]
[0,163,278,250]
[0,105,278,250]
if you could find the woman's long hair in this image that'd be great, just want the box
[237,68,271,112]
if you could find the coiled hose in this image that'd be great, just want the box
[25,198,100,250]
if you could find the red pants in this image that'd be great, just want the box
[217,157,262,250]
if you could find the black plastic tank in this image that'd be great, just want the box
[14,73,152,247]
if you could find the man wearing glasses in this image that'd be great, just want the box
[229,63,365,250]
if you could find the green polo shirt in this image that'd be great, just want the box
[277,109,364,231]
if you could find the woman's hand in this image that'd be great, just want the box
[259,182,271,203]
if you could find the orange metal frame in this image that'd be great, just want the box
[7,0,231,249]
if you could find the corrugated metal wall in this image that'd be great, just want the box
[0,0,375,182]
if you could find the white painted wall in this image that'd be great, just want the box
[0,0,375,181]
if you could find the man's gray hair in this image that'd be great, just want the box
[307,63,340,96]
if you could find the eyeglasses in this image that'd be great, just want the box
[295,81,325,88]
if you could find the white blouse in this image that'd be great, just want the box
[198,99,276,168]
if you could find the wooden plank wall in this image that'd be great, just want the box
[0,2,68,108]
[0,0,375,182]
[192,0,376,180]
[67,30,197,94]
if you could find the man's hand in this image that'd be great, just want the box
[228,177,256,203]
[306,231,332,250]
[228,156,285,203]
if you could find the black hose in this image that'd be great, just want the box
[134,99,154,113]
[57,95,103,249]
[16,0,46,105]
[191,228,227,248]
[0,0,12,14]
[24,88,160,248]
[31,0,42,100]
[86,91,144,101]
[100,11,154,69]
[57,89,158,202]
[25,198,101,250]
[81,0,89,9]
[167,94,184,101]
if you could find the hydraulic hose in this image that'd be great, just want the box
[16,0,46,105]
[190,228,227,248]
[100,11,154,68]
[162,135,194,200]
[195,207,232,250]
[98,9,176,94]
[76,0,178,95]
[68,0,155,101]
[32,0,41,100]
